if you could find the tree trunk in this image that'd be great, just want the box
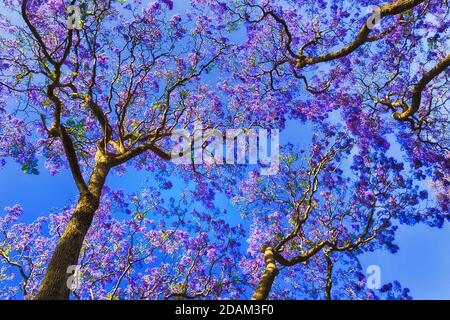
[35,163,109,300]
[251,246,279,300]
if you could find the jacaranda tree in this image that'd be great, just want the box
[0,186,247,299]
[0,0,448,300]
[235,126,429,300]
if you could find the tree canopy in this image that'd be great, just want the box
[0,0,448,300]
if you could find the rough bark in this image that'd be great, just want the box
[251,246,279,300]
[35,163,109,300]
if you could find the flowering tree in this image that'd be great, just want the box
[235,127,429,300]
[0,0,249,299]
[0,177,414,300]
[0,0,448,300]
[218,0,449,216]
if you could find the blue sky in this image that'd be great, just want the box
[0,0,449,300]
